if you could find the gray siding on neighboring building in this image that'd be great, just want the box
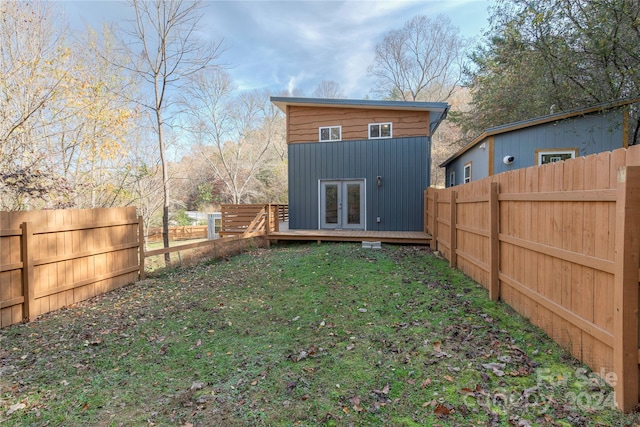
[288,137,430,231]
[491,110,624,175]
[446,143,488,187]
[445,109,625,184]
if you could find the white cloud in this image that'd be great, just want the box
[62,0,490,98]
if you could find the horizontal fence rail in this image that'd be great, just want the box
[140,234,269,280]
[425,145,640,411]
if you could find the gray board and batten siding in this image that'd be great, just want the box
[493,108,624,173]
[445,106,627,186]
[288,136,430,231]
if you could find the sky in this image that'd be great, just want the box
[60,0,491,99]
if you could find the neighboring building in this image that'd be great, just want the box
[441,98,639,186]
[271,97,449,231]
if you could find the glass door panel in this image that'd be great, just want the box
[325,184,338,225]
[320,182,340,229]
[320,180,365,230]
[343,182,364,229]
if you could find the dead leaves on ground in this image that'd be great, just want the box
[287,345,324,362]
[3,244,633,426]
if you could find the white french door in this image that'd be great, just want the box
[319,180,365,230]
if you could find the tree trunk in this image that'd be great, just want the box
[157,107,171,266]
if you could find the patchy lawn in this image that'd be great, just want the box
[1,243,638,426]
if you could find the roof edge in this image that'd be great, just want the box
[270,96,449,113]
[440,96,640,168]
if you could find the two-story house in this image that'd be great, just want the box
[271,97,449,232]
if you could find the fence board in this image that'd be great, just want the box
[529,165,542,326]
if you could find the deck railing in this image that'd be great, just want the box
[220,204,287,237]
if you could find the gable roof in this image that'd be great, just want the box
[440,97,640,167]
[270,96,450,135]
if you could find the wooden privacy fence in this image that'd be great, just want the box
[0,207,139,328]
[425,145,640,411]
[1,205,280,329]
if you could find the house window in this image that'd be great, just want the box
[369,122,392,139]
[464,162,472,183]
[536,148,577,165]
[319,126,341,142]
[449,171,456,187]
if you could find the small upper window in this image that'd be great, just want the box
[319,126,341,142]
[464,162,472,183]
[369,123,392,139]
[536,149,577,165]
[449,171,456,187]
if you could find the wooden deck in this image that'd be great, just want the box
[268,224,431,245]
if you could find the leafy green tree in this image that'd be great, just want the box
[459,0,640,140]
[173,209,193,226]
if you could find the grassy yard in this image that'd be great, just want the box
[1,243,638,426]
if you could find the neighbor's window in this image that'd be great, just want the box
[369,122,392,139]
[319,126,341,142]
[536,148,577,165]
[449,171,456,187]
[464,162,472,183]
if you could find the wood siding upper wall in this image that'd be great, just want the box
[287,106,431,144]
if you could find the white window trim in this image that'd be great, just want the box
[368,122,393,139]
[464,162,472,183]
[319,126,341,142]
[536,148,577,165]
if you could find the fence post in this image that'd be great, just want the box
[612,166,640,412]
[423,190,428,234]
[20,222,35,321]
[449,191,457,268]
[489,182,500,301]
[430,191,438,251]
[221,205,227,235]
[266,205,273,240]
[138,216,146,281]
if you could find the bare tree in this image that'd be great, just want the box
[183,71,282,203]
[312,80,346,99]
[53,25,138,209]
[368,15,466,102]
[0,2,138,210]
[119,0,223,263]
[430,87,471,187]
[0,1,70,209]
